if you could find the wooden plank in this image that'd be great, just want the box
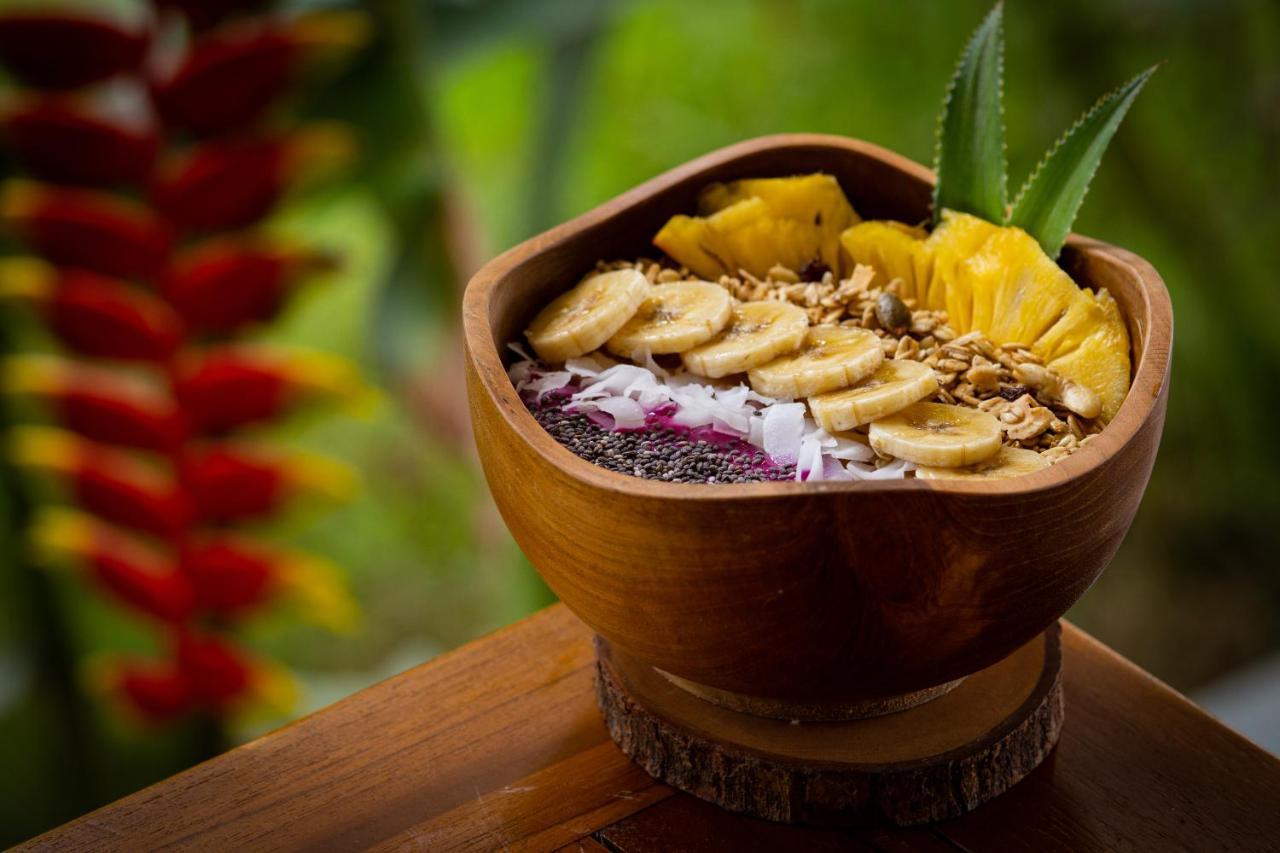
[933,622,1280,853]
[594,623,1280,853]
[21,605,1280,852]
[556,837,610,853]
[593,795,960,852]
[19,606,663,853]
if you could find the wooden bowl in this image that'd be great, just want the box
[463,134,1172,706]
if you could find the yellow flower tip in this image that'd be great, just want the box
[284,453,359,504]
[281,349,351,385]
[0,179,45,222]
[29,508,96,562]
[288,123,358,180]
[343,386,383,420]
[277,553,361,634]
[82,652,125,700]
[245,659,300,720]
[0,257,55,301]
[8,426,82,473]
[282,350,373,411]
[1,354,67,396]
[291,10,373,54]
[306,248,344,276]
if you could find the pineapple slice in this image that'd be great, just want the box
[655,174,859,279]
[841,211,999,321]
[1034,285,1108,361]
[839,220,930,302]
[974,227,1081,345]
[926,211,1002,329]
[1043,288,1130,421]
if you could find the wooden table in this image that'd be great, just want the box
[23,604,1280,852]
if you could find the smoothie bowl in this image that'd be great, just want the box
[463,133,1171,709]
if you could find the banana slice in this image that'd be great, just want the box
[681,300,808,378]
[605,281,733,359]
[868,401,1001,467]
[807,358,938,432]
[526,269,649,362]
[915,445,1048,480]
[747,325,883,398]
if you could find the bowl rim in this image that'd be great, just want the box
[463,133,1173,500]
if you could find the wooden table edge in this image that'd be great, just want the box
[19,604,1280,852]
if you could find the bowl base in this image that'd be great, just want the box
[656,669,964,721]
[594,624,1063,827]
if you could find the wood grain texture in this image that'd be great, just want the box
[19,607,670,853]
[595,628,1063,826]
[21,605,1280,852]
[463,134,1175,704]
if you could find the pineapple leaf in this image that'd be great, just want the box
[933,2,1006,226]
[1010,65,1158,258]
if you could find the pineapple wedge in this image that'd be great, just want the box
[839,220,930,302]
[1042,288,1130,421]
[970,226,1080,346]
[840,211,1000,320]
[655,174,859,279]
[927,211,1002,329]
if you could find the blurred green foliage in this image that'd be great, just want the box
[3,0,1279,843]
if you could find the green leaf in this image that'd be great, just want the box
[933,2,1006,226]
[1010,66,1158,258]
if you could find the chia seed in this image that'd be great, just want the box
[525,394,795,484]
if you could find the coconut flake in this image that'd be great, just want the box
[822,456,856,480]
[573,365,655,401]
[593,396,646,429]
[565,355,606,378]
[796,435,826,481]
[763,403,806,465]
[827,435,875,463]
[524,370,571,400]
[637,348,670,378]
[846,458,914,480]
[508,360,535,387]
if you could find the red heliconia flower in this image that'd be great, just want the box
[107,637,295,721]
[151,136,288,231]
[49,273,185,361]
[153,0,271,31]
[3,356,183,452]
[184,537,275,616]
[162,240,335,333]
[174,346,363,434]
[0,182,173,281]
[0,99,159,186]
[0,12,147,90]
[151,25,294,136]
[183,534,358,629]
[11,428,189,538]
[57,390,182,453]
[95,552,194,622]
[151,12,370,136]
[116,662,195,721]
[149,125,354,232]
[175,630,252,706]
[34,511,195,622]
[179,443,353,522]
[0,259,184,361]
[0,0,367,727]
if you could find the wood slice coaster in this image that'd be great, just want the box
[595,623,1063,827]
